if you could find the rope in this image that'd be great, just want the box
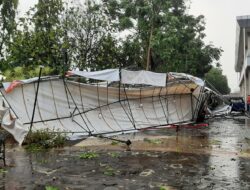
[173,82,181,123]
[63,79,71,109]
[106,82,123,131]
[78,82,85,112]
[139,87,152,126]
[49,80,67,131]
[21,85,31,122]
[158,87,168,123]
[96,82,115,131]
[64,82,92,134]
[151,87,161,125]
[123,85,137,129]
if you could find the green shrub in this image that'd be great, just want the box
[45,186,59,190]
[103,166,115,176]
[3,66,55,82]
[108,152,120,158]
[0,169,7,173]
[110,141,119,145]
[79,152,99,159]
[24,129,67,152]
[143,138,162,144]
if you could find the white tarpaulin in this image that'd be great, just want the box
[67,69,204,87]
[67,69,167,87]
[2,76,58,93]
[2,77,39,93]
[0,105,28,144]
[0,70,206,145]
[169,72,205,86]
[67,69,119,82]
[121,69,167,87]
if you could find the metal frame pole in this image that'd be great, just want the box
[118,63,121,101]
[243,28,248,111]
[29,65,44,132]
[189,88,195,121]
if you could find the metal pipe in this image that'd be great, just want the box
[118,64,121,101]
[243,28,248,111]
[29,65,44,132]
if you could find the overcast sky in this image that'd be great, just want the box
[189,0,250,92]
[18,0,250,92]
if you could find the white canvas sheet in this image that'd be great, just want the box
[0,105,28,144]
[68,69,119,82]
[0,76,203,144]
[2,77,39,91]
[121,69,167,87]
[68,69,168,87]
[169,72,205,86]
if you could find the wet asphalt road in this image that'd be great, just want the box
[1,116,250,190]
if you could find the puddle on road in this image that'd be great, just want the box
[0,118,250,189]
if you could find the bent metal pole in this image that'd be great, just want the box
[29,65,44,132]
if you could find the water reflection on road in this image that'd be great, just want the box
[0,117,250,189]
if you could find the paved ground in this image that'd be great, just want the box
[1,116,250,189]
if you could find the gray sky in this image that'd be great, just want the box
[18,0,250,92]
[189,0,250,92]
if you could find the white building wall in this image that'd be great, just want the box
[248,34,250,56]
[241,80,245,97]
[235,17,250,110]
[242,34,250,106]
[248,73,250,96]
[247,73,250,96]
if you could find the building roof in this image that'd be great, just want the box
[235,15,250,72]
[237,15,250,27]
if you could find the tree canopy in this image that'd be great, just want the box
[205,67,231,95]
[103,0,222,76]
[0,0,225,83]
[0,0,18,58]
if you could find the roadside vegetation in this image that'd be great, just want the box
[0,0,229,93]
[205,67,231,94]
[79,152,99,159]
[144,138,163,145]
[24,130,67,152]
[45,186,59,190]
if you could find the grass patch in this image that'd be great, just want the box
[111,141,119,145]
[24,130,67,152]
[37,159,49,164]
[45,186,59,190]
[144,138,162,144]
[0,169,7,174]
[159,186,171,190]
[209,139,221,145]
[25,144,44,153]
[103,166,115,176]
[108,152,120,158]
[79,152,99,159]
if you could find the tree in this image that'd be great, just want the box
[4,0,64,74]
[205,67,230,95]
[0,0,18,59]
[102,0,222,77]
[1,0,225,82]
[91,34,122,70]
[4,0,119,74]
[65,0,114,71]
[32,0,64,72]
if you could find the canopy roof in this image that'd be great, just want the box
[67,69,204,87]
[0,69,206,144]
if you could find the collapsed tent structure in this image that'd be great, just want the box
[0,69,208,144]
